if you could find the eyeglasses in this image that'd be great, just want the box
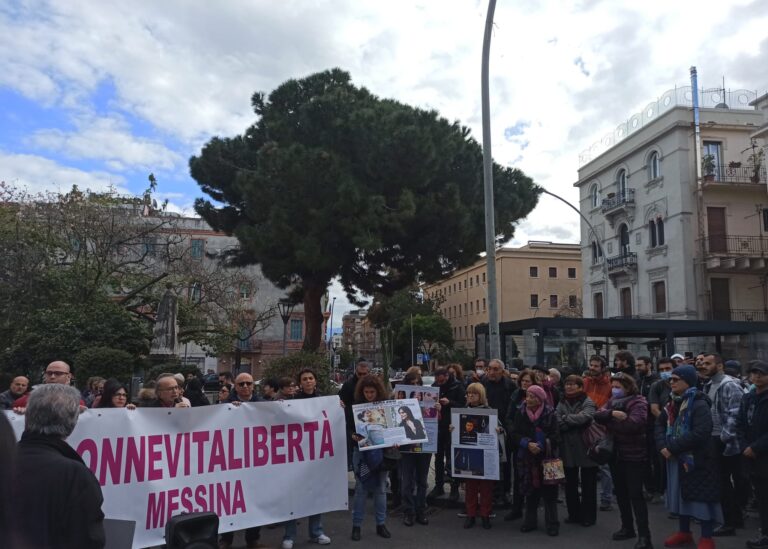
[44,371,70,378]
[237,381,253,387]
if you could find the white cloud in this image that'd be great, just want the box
[28,115,182,171]
[0,151,126,195]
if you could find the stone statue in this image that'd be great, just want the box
[150,286,178,356]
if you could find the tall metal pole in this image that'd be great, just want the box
[410,313,415,366]
[538,188,609,316]
[481,0,501,359]
[282,323,288,357]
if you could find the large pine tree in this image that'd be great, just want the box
[191,69,539,351]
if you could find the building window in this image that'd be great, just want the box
[190,239,204,259]
[618,223,630,255]
[591,241,603,264]
[290,319,303,340]
[453,306,457,316]
[470,302,474,314]
[483,298,486,310]
[549,267,557,278]
[459,326,463,337]
[530,266,538,278]
[482,273,486,283]
[568,267,576,279]
[703,141,722,179]
[239,283,251,299]
[590,184,601,208]
[649,217,665,248]
[617,169,627,196]
[594,292,604,319]
[188,283,202,303]
[530,294,539,308]
[469,277,473,288]
[550,294,558,308]
[476,275,480,285]
[620,287,632,317]
[649,151,660,180]
[569,295,578,308]
[653,281,667,314]
[476,299,480,312]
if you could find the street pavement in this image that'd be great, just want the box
[220,482,759,549]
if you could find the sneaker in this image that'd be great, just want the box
[664,532,694,547]
[310,534,331,545]
[747,536,768,549]
[282,541,294,549]
[697,538,714,549]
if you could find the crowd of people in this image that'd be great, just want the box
[1,351,767,549]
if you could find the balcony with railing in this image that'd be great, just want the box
[607,251,637,277]
[709,309,768,322]
[601,189,635,217]
[702,235,768,271]
[703,164,767,186]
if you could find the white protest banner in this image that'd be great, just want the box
[393,385,439,453]
[352,398,428,450]
[450,407,500,480]
[5,396,348,549]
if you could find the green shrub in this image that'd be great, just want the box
[73,347,136,388]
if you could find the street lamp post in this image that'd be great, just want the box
[327,296,337,351]
[277,299,295,357]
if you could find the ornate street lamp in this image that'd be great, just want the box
[277,299,296,356]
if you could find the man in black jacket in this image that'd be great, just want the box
[481,359,517,506]
[737,361,768,549]
[9,384,105,549]
[339,359,370,467]
[636,355,661,502]
[428,367,465,501]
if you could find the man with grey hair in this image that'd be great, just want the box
[482,358,517,506]
[9,384,105,548]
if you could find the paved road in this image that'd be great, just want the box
[223,492,758,549]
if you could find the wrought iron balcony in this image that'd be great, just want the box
[702,235,768,255]
[729,309,768,322]
[601,189,635,214]
[703,164,767,185]
[607,252,637,274]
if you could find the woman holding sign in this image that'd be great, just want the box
[510,384,561,537]
[350,374,392,541]
[398,371,433,527]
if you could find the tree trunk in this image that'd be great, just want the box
[302,279,325,351]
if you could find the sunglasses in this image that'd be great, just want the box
[237,381,253,387]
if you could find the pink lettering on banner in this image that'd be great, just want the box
[270,424,286,464]
[304,421,319,459]
[76,438,99,475]
[209,430,226,473]
[252,426,268,466]
[125,436,146,483]
[99,437,124,486]
[228,428,243,470]
[147,434,163,481]
[192,430,210,474]
[164,434,183,478]
[320,411,334,458]
[287,423,304,462]
[145,480,248,530]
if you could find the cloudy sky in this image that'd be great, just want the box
[2,0,768,327]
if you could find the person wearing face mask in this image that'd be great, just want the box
[510,384,561,536]
[595,373,652,549]
[649,357,676,500]
[656,364,722,549]
[504,368,539,522]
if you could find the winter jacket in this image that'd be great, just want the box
[655,392,719,502]
[705,373,745,456]
[556,394,597,468]
[509,403,560,495]
[433,376,465,430]
[583,374,612,408]
[9,433,105,549]
[595,394,648,462]
[0,389,23,410]
[294,390,322,399]
[481,376,517,420]
[736,389,768,479]
[504,387,528,433]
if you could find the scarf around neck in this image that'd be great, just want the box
[525,401,545,423]
[665,386,698,472]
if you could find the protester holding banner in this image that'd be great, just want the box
[228,373,262,403]
[143,374,190,408]
[94,379,136,410]
[398,371,433,527]
[510,384,561,537]
[281,368,332,549]
[458,382,495,530]
[350,374,392,541]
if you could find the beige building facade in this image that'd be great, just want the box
[423,242,583,351]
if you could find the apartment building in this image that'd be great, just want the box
[341,309,380,363]
[422,242,582,351]
[576,80,768,331]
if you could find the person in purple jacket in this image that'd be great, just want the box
[595,373,652,549]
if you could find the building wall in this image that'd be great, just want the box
[577,99,767,322]
[423,242,582,350]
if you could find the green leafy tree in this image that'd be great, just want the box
[74,347,137,388]
[190,69,539,352]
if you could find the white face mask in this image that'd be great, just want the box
[476,369,485,376]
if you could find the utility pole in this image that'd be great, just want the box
[481,0,500,359]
